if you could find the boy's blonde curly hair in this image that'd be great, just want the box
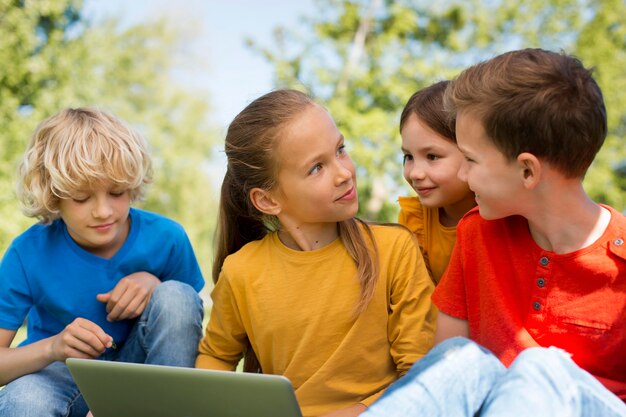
[17,107,153,224]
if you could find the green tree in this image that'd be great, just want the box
[0,0,218,276]
[251,0,626,219]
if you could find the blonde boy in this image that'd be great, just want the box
[0,108,204,417]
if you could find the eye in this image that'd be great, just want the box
[308,163,322,175]
[70,192,89,203]
[337,144,347,157]
[110,190,127,197]
[426,153,440,161]
[464,156,475,163]
[402,154,413,165]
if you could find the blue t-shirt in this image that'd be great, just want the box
[0,208,204,346]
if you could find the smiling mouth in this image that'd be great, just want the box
[416,186,435,195]
[337,186,356,201]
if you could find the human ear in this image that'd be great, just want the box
[249,187,281,216]
[517,152,541,189]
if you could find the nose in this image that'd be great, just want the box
[408,160,426,181]
[335,157,354,186]
[91,196,113,219]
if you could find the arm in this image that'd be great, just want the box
[434,311,469,344]
[0,320,113,386]
[387,231,437,375]
[96,271,160,321]
[0,244,112,385]
[195,272,245,371]
[356,229,437,406]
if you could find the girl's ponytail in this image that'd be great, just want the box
[213,89,314,283]
[212,169,268,283]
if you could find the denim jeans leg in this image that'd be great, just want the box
[481,346,626,417]
[0,361,88,417]
[362,337,506,417]
[116,280,204,367]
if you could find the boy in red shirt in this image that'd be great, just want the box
[362,48,626,416]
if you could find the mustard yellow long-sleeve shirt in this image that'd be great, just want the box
[397,196,458,284]
[196,224,436,417]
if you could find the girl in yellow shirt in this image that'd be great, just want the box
[196,89,436,417]
[398,81,476,283]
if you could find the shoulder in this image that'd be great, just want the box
[362,222,418,254]
[365,221,412,237]
[605,205,626,229]
[602,205,626,258]
[219,234,276,288]
[8,220,63,252]
[454,209,530,258]
[456,207,523,233]
[397,196,428,234]
[0,222,67,270]
[222,234,273,270]
[457,206,482,226]
[398,196,423,212]
[130,208,187,236]
[131,207,178,225]
[397,197,425,222]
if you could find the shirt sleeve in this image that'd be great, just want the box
[0,245,32,330]
[195,271,245,370]
[397,198,432,276]
[360,390,385,407]
[397,198,426,245]
[387,229,437,375]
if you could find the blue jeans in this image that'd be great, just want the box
[0,281,203,417]
[362,337,626,417]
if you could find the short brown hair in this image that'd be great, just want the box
[445,48,607,178]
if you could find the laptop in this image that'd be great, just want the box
[66,358,303,417]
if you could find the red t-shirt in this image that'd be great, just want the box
[433,205,626,400]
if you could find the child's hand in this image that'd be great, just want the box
[49,318,113,362]
[96,272,160,322]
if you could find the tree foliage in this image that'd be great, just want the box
[250,0,626,219]
[0,0,217,276]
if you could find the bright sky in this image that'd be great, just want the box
[83,0,316,130]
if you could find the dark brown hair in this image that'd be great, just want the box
[444,48,607,178]
[400,80,455,143]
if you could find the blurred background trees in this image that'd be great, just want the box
[251,0,626,219]
[0,0,218,275]
[0,0,625,280]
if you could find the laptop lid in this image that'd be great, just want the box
[66,358,303,417]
